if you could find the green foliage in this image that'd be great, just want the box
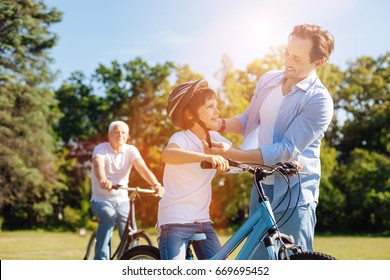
[337,149,390,232]
[63,206,82,232]
[0,0,65,229]
[316,141,347,231]
[336,53,390,158]
[55,72,107,143]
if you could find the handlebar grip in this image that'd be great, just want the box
[201,159,240,169]
[111,185,122,190]
[276,162,298,175]
[200,161,213,169]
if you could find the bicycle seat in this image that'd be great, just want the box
[189,233,206,241]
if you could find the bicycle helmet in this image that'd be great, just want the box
[167,79,213,147]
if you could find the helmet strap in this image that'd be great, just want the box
[193,116,212,148]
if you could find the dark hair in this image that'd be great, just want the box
[289,24,335,63]
[182,88,217,129]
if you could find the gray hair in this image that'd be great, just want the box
[108,120,129,132]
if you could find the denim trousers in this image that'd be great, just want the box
[158,222,221,260]
[90,200,130,260]
[249,184,317,259]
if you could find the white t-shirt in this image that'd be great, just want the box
[91,142,142,203]
[158,130,232,226]
[240,126,260,150]
[258,84,284,185]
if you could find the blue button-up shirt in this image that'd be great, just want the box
[236,70,334,209]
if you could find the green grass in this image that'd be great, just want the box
[0,230,389,260]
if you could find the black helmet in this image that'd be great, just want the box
[167,79,208,129]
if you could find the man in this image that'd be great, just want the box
[207,24,335,258]
[90,120,164,260]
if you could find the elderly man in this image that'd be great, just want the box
[90,120,164,260]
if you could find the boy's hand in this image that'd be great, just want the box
[203,154,229,173]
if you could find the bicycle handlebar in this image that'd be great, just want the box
[201,159,303,177]
[111,185,157,194]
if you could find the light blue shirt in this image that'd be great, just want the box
[236,70,334,209]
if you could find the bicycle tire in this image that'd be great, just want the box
[288,251,336,260]
[120,245,161,260]
[118,231,155,259]
[83,231,97,260]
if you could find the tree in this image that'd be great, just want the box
[55,71,107,144]
[336,53,390,159]
[316,141,347,232]
[0,0,64,229]
[337,149,390,232]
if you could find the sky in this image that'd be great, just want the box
[44,0,390,88]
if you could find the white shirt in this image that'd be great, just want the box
[240,126,260,150]
[158,130,232,226]
[258,84,284,185]
[91,142,142,203]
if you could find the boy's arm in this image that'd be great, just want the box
[162,143,229,171]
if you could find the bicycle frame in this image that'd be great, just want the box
[121,161,335,260]
[115,188,154,258]
[210,201,273,259]
[85,186,156,260]
[115,187,156,259]
[208,162,300,260]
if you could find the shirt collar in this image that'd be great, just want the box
[184,129,203,150]
[265,70,318,93]
[293,70,318,92]
[108,142,124,154]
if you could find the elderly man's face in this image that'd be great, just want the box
[108,124,129,147]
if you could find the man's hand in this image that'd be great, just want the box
[202,140,232,156]
[99,180,112,190]
[153,184,165,198]
[290,160,304,173]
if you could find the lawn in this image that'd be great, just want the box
[0,230,389,260]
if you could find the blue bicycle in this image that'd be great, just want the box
[120,160,335,260]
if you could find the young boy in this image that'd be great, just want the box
[158,80,231,260]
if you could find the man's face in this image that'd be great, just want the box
[284,35,319,81]
[108,124,129,147]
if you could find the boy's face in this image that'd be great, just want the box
[196,97,220,130]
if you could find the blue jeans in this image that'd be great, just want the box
[249,184,317,259]
[90,200,130,260]
[158,222,221,260]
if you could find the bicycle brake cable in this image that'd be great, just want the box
[273,165,302,229]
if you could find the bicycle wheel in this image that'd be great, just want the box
[83,231,97,260]
[120,245,161,260]
[127,231,154,248]
[288,251,336,260]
